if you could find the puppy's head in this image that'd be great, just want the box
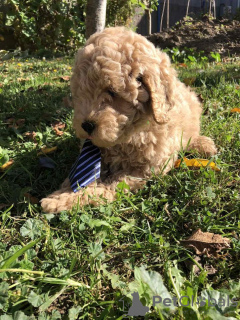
[70,27,175,147]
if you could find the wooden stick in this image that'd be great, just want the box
[186,0,191,17]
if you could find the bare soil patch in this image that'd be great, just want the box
[147,16,240,57]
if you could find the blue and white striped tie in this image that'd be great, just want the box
[69,139,101,193]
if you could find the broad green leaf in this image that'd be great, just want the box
[13,311,28,320]
[50,310,61,320]
[0,316,13,320]
[28,290,45,307]
[0,282,9,309]
[20,218,44,239]
[130,265,176,313]
[201,308,236,320]
[89,219,111,229]
[0,147,9,167]
[68,306,82,320]
[116,181,130,193]
[88,243,105,260]
[200,289,238,316]
[120,220,135,232]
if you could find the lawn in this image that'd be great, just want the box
[0,56,240,320]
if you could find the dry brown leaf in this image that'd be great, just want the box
[24,193,39,204]
[17,77,30,82]
[37,146,57,156]
[52,121,65,136]
[231,108,240,113]
[60,75,70,82]
[8,118,25,129]
[0,159,14,171]
[181,229,231,258]
[178,63,188,68]
[23,131,37,141]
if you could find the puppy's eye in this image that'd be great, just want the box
[136,75,143,83]
[107,89,116,98]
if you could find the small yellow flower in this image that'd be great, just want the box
[17,63,22,66]
[53,69,57,72]
[68,66,72,69]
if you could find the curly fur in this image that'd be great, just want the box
[41,27,217,213]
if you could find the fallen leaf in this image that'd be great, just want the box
[174,157,220,171]
[183,77,196,86]
[7,118,25,129]
[23,131,37,141]
[52,121,65,136]
[60,76,70,82]
[231,108,240,113]
[0,159,14,171]
[181,229,231,258]
[17,77,30,82]
[37,146,57,156]
[178,63,188,68]
[24,193,39,204]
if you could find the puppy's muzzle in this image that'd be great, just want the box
[81,121,96,135]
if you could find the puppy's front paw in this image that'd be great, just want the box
[41,192,76,213]
[41,197,62,213]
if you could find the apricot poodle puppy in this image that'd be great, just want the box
[41,27,217,213]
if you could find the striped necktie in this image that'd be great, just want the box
[69,139,101,193]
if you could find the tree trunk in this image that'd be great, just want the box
[160,0,166,32]
[85,0,107,39]
[146,9,152,35]
[167,0,169,29]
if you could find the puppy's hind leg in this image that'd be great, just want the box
[188,136,217,157]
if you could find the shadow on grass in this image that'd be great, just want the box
[0,84,80,212]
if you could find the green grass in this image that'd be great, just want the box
[0,57,240,320]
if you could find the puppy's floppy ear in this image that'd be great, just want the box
[143,73,171,124]
[142,52,175,124]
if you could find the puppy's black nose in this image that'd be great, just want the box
[81,121,96,135]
